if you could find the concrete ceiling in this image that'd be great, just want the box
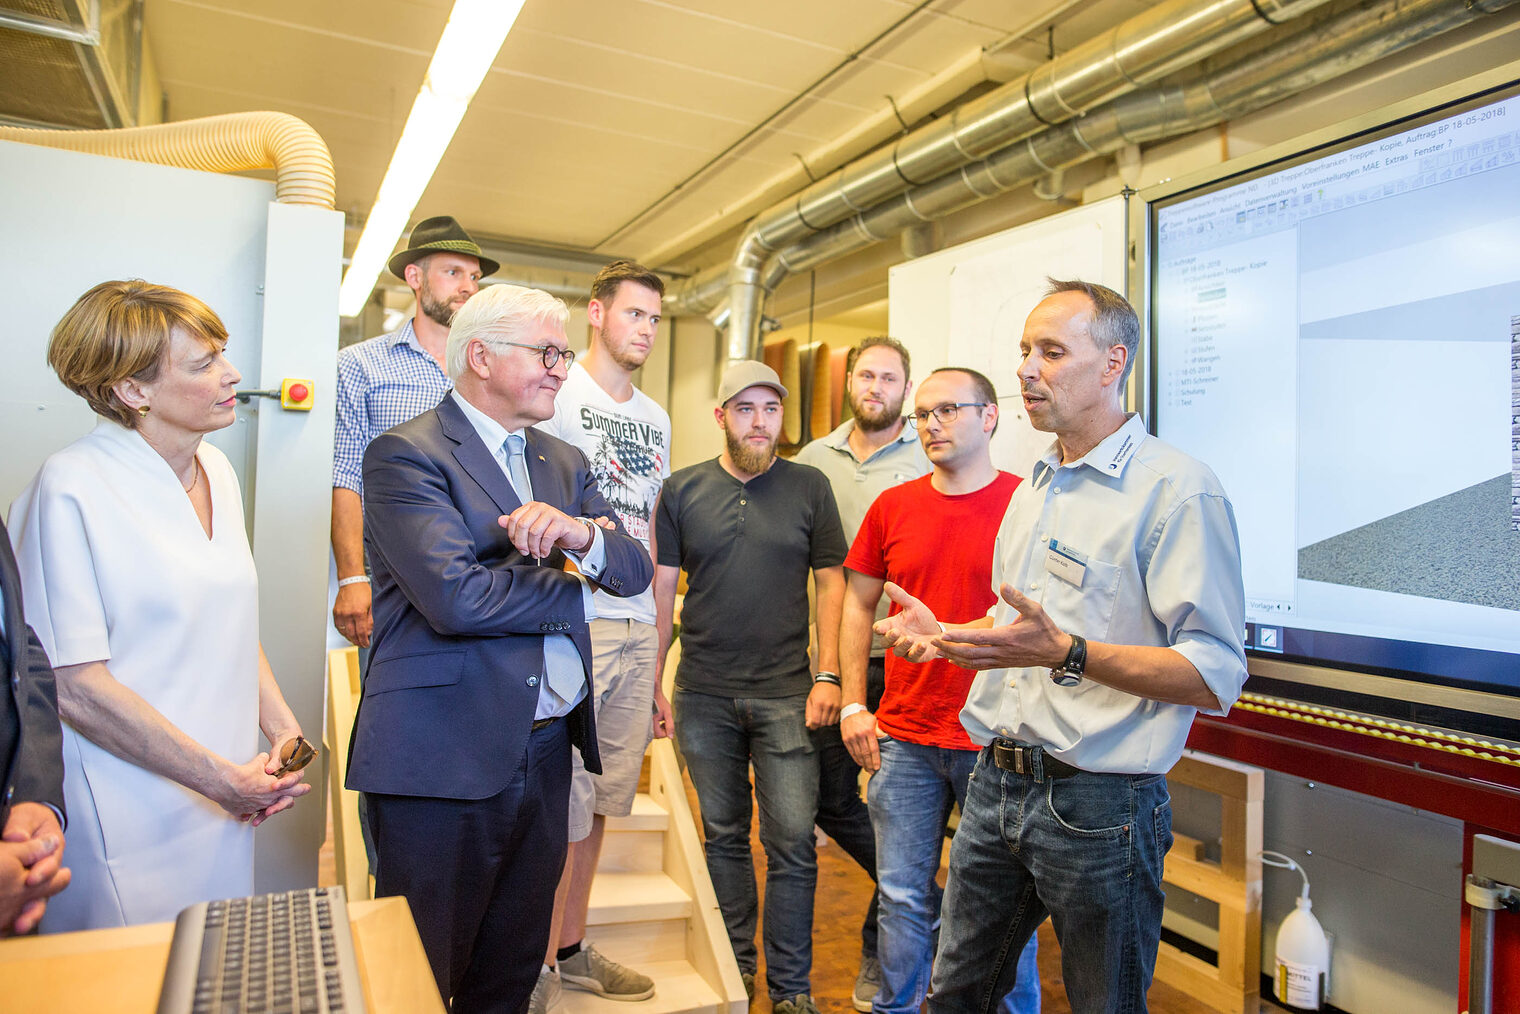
[139,0,1154,276]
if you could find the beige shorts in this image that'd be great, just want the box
[568,617,660,842]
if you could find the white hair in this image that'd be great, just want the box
[445,283,569,381]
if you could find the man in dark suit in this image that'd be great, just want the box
[1,515,70,936]
[347,283,654,1013]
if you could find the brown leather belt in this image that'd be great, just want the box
[990,739,1083,780]
[531,715,563,731]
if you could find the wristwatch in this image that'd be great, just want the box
[1050,633,1087,687]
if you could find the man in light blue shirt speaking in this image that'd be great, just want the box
[877,279,1247,1013]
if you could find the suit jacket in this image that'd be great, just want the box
[0,516,66,832]
[346,393,653,800]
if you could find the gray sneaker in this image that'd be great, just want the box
[559,943,656,1001]
[773,994,820,1014]
[741,971,755,1001]
[529,966,563,1014]
[852,955,881,1013]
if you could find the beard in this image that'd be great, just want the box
[725,426,777,474]
[848,388,905,432]
[418,279,459,327]
[600,324,648,371]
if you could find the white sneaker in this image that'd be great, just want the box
[529,965,564,1014]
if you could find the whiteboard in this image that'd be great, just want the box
[888,195,1129,478]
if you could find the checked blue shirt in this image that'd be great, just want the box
[333,318,453,499]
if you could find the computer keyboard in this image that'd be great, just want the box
[155,885,368,1014]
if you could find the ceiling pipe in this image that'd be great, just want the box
[764,0,1517,286]
[642,1,1098,271]
[668,0,1338,362]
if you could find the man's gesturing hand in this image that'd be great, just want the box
[873,582,944,664]
[499,502,593,559]
[934,584,1070,672]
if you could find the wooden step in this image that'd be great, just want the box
[598,795,669,875]
[597,825,666,874]
[587,871,693,925]
[605,793,669,832]
[585,917,690,965]
[558,958,725,1014]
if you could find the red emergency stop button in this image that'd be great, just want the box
[280,378,315,411]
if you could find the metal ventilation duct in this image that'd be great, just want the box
[670,0,1516,367]
[0,0,142,128]
[700,0,1341,360]
[767,0,1519,282]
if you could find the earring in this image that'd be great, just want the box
[138,405,150,417]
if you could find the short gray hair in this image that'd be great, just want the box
[1044,278,1139,385]
[446,283,569,381]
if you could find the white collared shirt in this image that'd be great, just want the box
[959,414,1248,774]
[451,391,603,719]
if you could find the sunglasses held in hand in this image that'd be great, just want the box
[274,735,317,777]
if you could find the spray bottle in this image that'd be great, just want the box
[1262,850,1331,1010]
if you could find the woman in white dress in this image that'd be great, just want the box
[8,279,313,931]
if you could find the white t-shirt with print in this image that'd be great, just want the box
[537,362,670,623]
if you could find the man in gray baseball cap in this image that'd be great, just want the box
[651,360,847,1014]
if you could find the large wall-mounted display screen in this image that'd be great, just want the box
[1147,81,1520,700]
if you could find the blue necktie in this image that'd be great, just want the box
[506,433,580,705]
[505,433,532,504]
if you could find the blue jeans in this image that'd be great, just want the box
[675,689,820,1001]
[929,746,1172,1014]
[869,738,1038,1014]
[811,658,886,960]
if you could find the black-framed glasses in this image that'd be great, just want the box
[273,735,317,777]
[497,341,576,369]
[908,402,989,426]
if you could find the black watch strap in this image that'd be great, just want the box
[1050,633,1087,686]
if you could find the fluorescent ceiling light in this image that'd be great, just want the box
[338,0,525,317]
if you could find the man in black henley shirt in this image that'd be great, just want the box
[653,360,846,1014]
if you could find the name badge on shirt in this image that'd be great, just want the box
[1045,539,1087,587]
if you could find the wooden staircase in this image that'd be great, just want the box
[567,738,747,1014]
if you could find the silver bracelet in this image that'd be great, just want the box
[337,575,370,588]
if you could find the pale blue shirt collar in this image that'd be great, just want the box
[1032,413,1147,484]
[386,317,421,352]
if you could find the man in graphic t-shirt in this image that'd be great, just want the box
[531,260,671,1013]
[840,368,1037,1014]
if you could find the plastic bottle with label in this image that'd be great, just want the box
[1274,893,1330,1010]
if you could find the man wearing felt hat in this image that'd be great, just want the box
[331,215,499,652]
[329,216,497,876]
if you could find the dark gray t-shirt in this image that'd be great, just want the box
[656,457,847,698]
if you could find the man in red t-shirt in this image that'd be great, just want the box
[839,368,1039,1014]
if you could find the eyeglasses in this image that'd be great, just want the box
[496,341,576,369]
[273,736,317,777]
[908,402,989,426]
